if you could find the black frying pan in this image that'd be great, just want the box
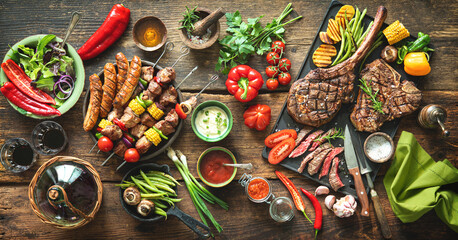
[119,163,211,238]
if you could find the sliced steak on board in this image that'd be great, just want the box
[297,143,332,173]
[350,59,422,132]
[289,130,323,158]
[319,147,344,179]
[308,148,333,175]
[287,6,387,127]
[329,157,345,191]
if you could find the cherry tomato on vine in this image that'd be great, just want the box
[271,40,286,54]
[124,148,140,163]
[279,58,291,72]
[278,72,292,85]
[97,136,113,152]
[266,78,279,90]
[266,65,279,78]
[266,52,280,65]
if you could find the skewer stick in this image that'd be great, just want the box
[171,46,190,68]
[116,161,127,171]
[101,152,115,166]
[176,66,198,89]
[153,41,174,68]
[88,142,98,153]
[195,74,219,98]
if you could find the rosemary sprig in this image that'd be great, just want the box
[314,128,345,145]
[178,6,200,33]
[358,78,385,114]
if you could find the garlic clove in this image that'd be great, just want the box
[324,195,336,210]
[315,186,330,196]
[332,195,357,218]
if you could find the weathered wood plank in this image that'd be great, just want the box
[0,181,456,239]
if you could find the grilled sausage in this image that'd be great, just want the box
[100,63,117,117]
[113,56,142,108]
[115,52,129,92]
[83,74,103,131]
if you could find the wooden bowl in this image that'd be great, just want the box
[363,132,395,163]
[132,16,167,52]
[178,8,220,50]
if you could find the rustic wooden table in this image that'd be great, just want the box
[0,0,456,239]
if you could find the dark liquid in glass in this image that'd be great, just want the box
[12,144,34,166]
[43,129,65,149]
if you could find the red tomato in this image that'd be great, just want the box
[271,40,286,54]
[265,129,298,148]
[124,148,140,163]
[278,72,292,85]
[243,104,272,131]
[268,138,295,164]
[266,78,279,90]
[266,52,280,65]
[279,58,291,72]
[97,136,113,152]
[266,65,279,78]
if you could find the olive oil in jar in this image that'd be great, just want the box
[140,26,163,47]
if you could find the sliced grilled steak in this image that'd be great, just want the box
[308,148,333,175]
[309,128,336,152]
[140,112,157,128]
[130,124,148,139]
[154,120,175,136]
[136,136,153,154]
[319,147,344,179]
[329,157,344,191]
[101,124,123,141]
[290,130,324,158]
[165,109,179,128]
[295,126,314,146]
[350,59,422,132]
[159,86,178,107]
[297,143,331,173]
[287,6,387,127]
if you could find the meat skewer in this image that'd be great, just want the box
[175,66,198,89]
[177,74,219,117]
[171,46,190,68]
[289,130,324,158]
[152,41,174,68]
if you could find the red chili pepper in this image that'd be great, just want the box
[225,65,264,102]
[301,188,323,239]
[275,170,313,224]
[96,127,103,132]
[1,59,55,105]
[113,118,127,131]
[175,103,187,119]
[77,4,130,60]
[0,82,60,116]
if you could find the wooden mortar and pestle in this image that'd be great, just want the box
[179,7,224,50]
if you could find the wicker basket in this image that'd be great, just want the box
[28,156,103,229]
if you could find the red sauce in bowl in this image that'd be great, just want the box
[199,150,234,184]
[248,178,270,200]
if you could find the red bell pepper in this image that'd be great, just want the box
[113,118,127,131]
[225,65,264,102]
[1,59,55,105]
[77,4,130,60]
[0,82,60,116]
[175,103,187,119]
[243,104,271,131]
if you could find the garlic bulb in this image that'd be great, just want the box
[315,186,329,196]
[332,195,357,218]
[324,195,336,210]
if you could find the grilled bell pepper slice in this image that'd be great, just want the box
[153,126,168,140]
[95,132,103,139]
[175,103,187,119]
[135,95,147,108]
[225,65,264,102]
[123,132,136,144]
[139,77,148,88]
[113,118,128,131]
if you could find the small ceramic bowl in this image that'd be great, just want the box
[132,16,167,52]
[191,100,233,142]
[178,8,220,50]
[197,147,237,188]
[0,34,85,119]
[363,132,395,163]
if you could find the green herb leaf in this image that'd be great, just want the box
[359,78,385,114]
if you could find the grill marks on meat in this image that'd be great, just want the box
[100,63,118,117]
[350,59,422,132]
[308,148,333,175]
[297,143,331,173]
[101,124,122,141]
[115,52,129,93]
[290,130,324,158]
[287,6,387,127]
[157,67,176,84]
[329,157,344,191]
[309,128,336,152]
[136,136,152,154]
[319,147,344,179]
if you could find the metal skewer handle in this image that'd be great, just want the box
[176,66,198,90]
[171,46,190,68]
[153,41,174,68]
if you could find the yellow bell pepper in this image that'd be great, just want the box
[404,52,431,76]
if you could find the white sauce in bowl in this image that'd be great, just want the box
[365,135,392,161]
[195,106,228,139]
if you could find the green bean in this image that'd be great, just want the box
[331,25,347,66]
[146,173,177,183]
[140,170,160,191]
[154,207,168,219]
[351,7,361,34]
[149,181,176,194]
[131,176,150,194]
[152,199,168,209]
[148,177,175,187]
[357,21,373,47]
[359,32,384,72]
[141,193,167,198]
[115,183,134,189]
[135,178,174,195]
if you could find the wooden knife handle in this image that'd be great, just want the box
[349,168,370,217]
[371,189,392,239]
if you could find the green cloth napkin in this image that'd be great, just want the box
[383,131,458,233]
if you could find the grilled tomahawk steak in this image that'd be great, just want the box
[350,59,422,132]
[287,6,387,127]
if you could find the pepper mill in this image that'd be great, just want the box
[418,104,450,137]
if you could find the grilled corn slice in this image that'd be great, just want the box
[383,20,410,45]
[98,119,112,129]
[147,104,164,120]
[128,99,146,115]
[144,128,161,146]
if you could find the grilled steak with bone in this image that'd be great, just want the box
[350,59,422,132]
[287,6,387,127]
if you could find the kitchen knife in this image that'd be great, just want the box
[344,125,370,217]
[358,139,392,239]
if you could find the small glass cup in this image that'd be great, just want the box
[269,196,295,222]
[1,138,37,173]
[31,121,68,156]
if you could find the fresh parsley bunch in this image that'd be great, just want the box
[216,3,302,74]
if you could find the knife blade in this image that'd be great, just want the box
[357,136,392,239]
[344,125,370,217]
